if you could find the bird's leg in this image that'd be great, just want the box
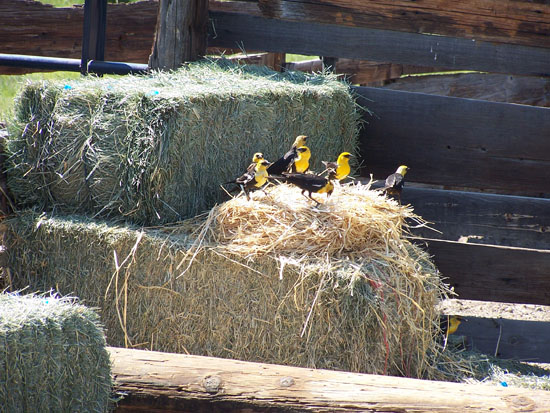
[241,185,250,201]
[308,194,321,207]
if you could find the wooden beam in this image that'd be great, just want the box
[455,317,550,363]
[417,238,550,305]
[0,0,158,74]
[355,87,550,196]
[149,0,209,70]
[109,347,550,412]
[208,9,550,76]
[382,73,550,107]
[227,52,285,71]
[210,0,550,50]
[398,186,550,250]
[285,58,446,85]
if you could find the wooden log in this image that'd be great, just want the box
[455,317,550,363]
[285,58,445,85]
[211,0,550,49]
[0,0,158,74]
[110,347,550,412]
[382,73,550,107]
[397,186,550,250]
[208,10,550,76]
[227,52,285,71]
[416,238,550,306]
[355,87,550,197]
[149,0,209,69]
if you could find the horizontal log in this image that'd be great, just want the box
[456,317,550,363]
[3,1,549,76]
[382,73,550,107]
[227,52,285,71]
[208,10,550,76]
[109,347,550,412]
[210,0,550,50]
[285,58,446,85]
[417,238,550,305]
[399,186,550,250]
[355,87,550,196]
[0,0,157,74]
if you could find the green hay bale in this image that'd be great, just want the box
[0,293,112,412]
[3,183,452,380]
[5,60,360,224]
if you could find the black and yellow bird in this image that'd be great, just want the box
[322,152,352,181]
[291,146,311,173]
[225,159,270,200]
[383,165,409,203]
[267,135,308,176]
[440,315,464,337]
[271,169,337,206]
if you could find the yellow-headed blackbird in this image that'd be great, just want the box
[272,169,337,206]
[291,146,311,173]
[383,165,409,203]
[322,152,352,181]
[267,135,308,175]
[225,159,270,200]
[440,315,464,337]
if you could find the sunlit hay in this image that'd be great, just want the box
[211,181,413,258]
[0,292,112,412]
[5,59,360,225]
[4,182,458,380]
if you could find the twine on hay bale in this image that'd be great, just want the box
[0,292,112,412]
[4,182,462,380]
[5,59,360,225]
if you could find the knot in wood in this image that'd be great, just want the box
[279,376,295,387]
[504,395,535,412]
[203,375,222,393]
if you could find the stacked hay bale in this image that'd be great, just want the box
[3,59,455,380]
[5,60,359,225]
[0,293,112,412]
[3,182,452,379]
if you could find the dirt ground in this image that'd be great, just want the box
[438,298,550,322]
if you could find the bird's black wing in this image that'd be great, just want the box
[267,147,297,175]
[384,173,404,190]
[282,173,327,192]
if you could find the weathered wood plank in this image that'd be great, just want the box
[0,0,158,74]
[417,239,550,305]
[110,347,550,412]
[455,317,550,362]
[208,10,550,76]
[355,87,550,196]
[286,58,446,85]
[149,0,208,70]
[398,186,550,249]
[212,0,550,49]
[382,73,550,107]
[3,1,550,76]
[229,52,286,71]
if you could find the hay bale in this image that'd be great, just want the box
[5,60,360,224]
[3,182,453,379]
[0,293,112,412]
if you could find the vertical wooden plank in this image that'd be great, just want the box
[149,0,209,70]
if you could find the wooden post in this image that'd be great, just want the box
[148,0,208,70]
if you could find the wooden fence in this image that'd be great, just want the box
[1,0,550,361]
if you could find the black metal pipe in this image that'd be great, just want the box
[0,54,148,75]
[87,60,149,75]
[0,54,81,72]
